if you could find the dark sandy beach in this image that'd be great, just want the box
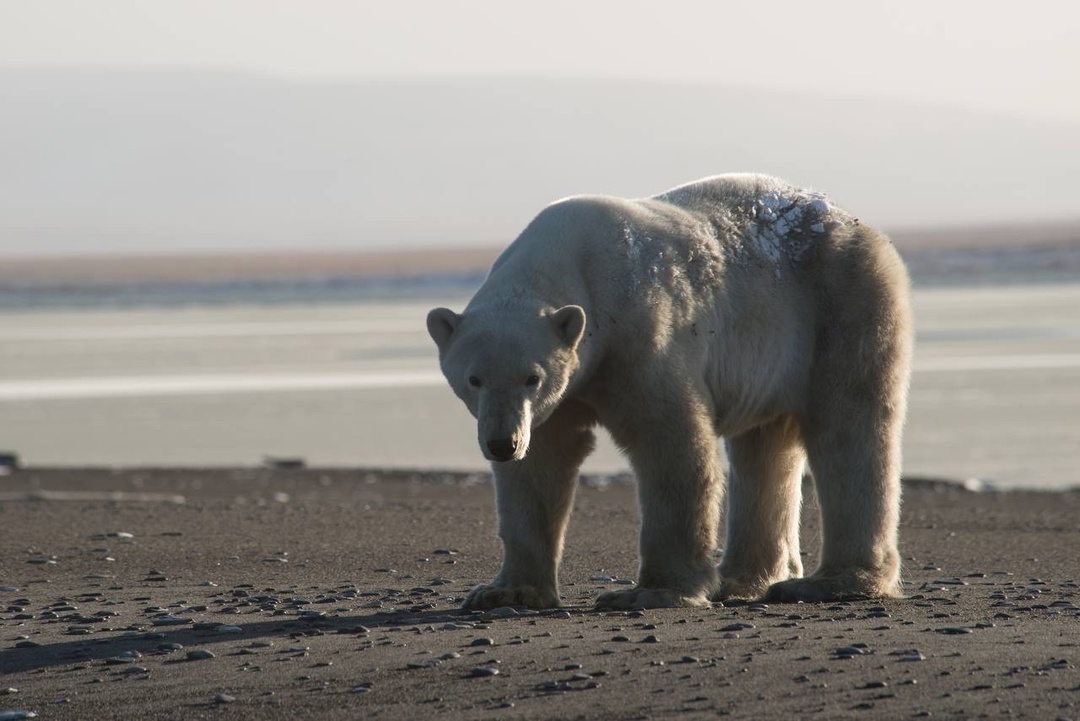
[1,468,1077,720]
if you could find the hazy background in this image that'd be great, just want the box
[2,0,1079,256]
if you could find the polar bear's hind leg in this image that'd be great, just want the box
[764,239,911,603]
[596,395,723,609]
[717,414,806,600]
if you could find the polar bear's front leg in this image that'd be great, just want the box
[463,463,570,610]
[463,403,596,611]
[597,406,723,609]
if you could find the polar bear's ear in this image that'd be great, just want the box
[427,307,461,351]
[551,305,587,349]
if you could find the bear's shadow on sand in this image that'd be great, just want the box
[3,604,682,675]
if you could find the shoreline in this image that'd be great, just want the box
[3,467,1079,495]
[0,221,1077,289]
[2,467,1078,719]
[0,247,502,287]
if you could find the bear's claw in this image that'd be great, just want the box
[763,573,900,603]
[462,583,560,610]
[595,587,711,610]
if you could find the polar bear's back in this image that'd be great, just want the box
[653,176,908,292]
[654,174,845,264]
[483,173,901,320]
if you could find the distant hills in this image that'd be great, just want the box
[2,67,1079,256]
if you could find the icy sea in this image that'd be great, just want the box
[0,242,1078,489]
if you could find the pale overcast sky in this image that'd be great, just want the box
[2,0,1078,123]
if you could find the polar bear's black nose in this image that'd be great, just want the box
[487,438,518,462]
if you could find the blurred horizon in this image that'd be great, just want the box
[2,1,1080,258]
[3,67,1079,259]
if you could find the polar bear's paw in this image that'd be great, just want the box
[595,587,712,610]
[462,583,560,610]
[763,572,901,603]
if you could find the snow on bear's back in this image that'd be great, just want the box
[656,174,847,276]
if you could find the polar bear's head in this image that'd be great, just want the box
[426,304,587,463]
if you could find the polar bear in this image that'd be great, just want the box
[427,173,913,609]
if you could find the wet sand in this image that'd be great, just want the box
[2,469,1078,720]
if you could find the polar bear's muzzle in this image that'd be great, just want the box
[481,426,530,463]
[485,437,520,463]
[478,400,532,463]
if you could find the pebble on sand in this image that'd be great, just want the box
[151,615,191,627]
[469,666,499,677]
[834,645,873,658]
[859,680,889,689]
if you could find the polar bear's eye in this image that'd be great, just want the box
[468,375,482,388]
[525,375,540,387]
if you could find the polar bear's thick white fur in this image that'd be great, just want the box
[427,173,913,609]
